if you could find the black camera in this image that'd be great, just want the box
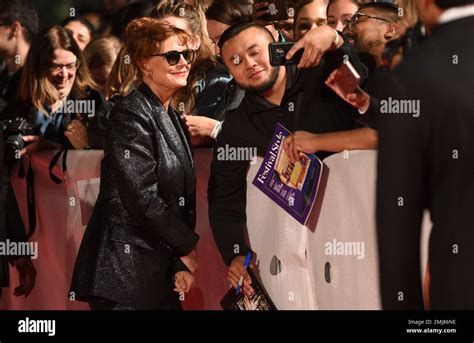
[1,117,35,162]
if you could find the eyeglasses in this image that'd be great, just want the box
[348,12,392,31]
[48,60,81,74]
[148,49,197,66]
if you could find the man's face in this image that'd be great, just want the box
[350,8,393,55]
[221,27,280,94]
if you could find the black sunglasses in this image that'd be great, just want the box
[149,49,197,66]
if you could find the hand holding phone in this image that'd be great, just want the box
[269,42,304,66]
[332,60,361,96]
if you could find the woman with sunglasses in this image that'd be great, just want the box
[151,0,228,145]
[0,25,101,155]
[70,17,200,310]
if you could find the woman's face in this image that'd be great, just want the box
[327,0,358,32]
[143,34,193,94]
[64,20,92,50]
[46,48,78,99]
[294,2,328,41]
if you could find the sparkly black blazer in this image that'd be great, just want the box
[71,83,199,309]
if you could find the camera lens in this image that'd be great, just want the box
[5,135,25,160]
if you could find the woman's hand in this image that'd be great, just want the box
[180,248,198,273]
[174,271,195,293]
[182,115,219,138]
[64,119,88,150]
[20,136,62,157]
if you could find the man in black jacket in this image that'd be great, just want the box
[375,0,474,309]
[208,22,374,295]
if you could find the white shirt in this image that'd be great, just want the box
[438,4,474,24]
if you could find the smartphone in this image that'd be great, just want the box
[269,42,304,66]
[258,0,289,22]
[333,60,361,95]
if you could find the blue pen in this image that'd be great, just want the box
[236,252,253,295]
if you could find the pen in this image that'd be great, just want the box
[236,251,253,295]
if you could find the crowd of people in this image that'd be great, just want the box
[0,0,473,310]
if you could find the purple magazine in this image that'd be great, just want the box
[252,123,323,225]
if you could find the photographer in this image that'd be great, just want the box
[1,25,101,155]
[0,0,38,301]
[0,122,36,301]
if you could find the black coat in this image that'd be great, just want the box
[70,83,199,310]
[375,16,474,310]
[0,127,29,291]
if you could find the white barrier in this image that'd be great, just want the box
[1,149,431,310]
[246,150,431,310]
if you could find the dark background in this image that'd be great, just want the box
[34,0,99,29]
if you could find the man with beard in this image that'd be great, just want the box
[346,1,401,72]
[310,2,403,133]
[208,21,374,295]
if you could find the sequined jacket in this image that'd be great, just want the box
[70,83,199,309]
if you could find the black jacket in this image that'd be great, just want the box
[70,83,199,309]
[208,39,367,265]
[375,16,474,310]
[0,127,29,291]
